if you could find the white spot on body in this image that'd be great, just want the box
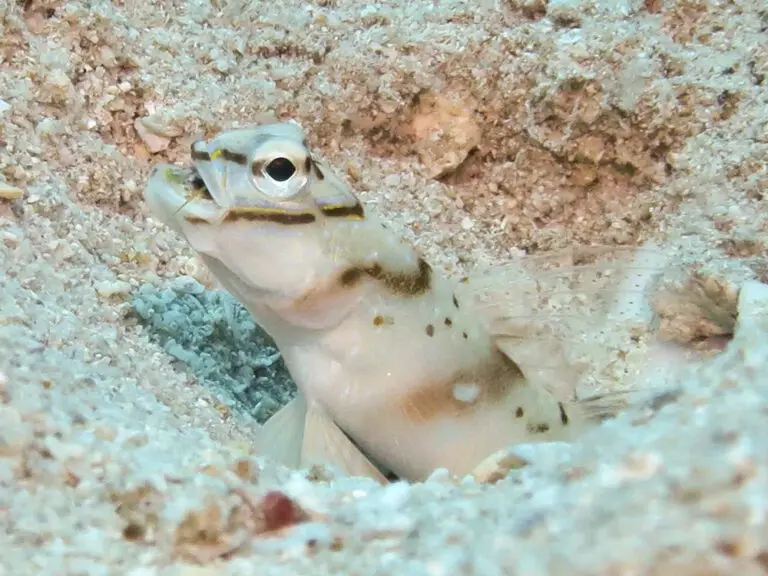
[452,382,480,404]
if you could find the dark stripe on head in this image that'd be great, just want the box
[224,210,316,225]
[320,202,365,219]
[191,148,211,162]
[312,160,325,180]
[220,149,248,165]
[339,257,432,297]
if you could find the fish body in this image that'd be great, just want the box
[144,122,627,482]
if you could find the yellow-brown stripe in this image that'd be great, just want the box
[320,202,365,219]
[339,256,432,296]
[214,149,248,165]
[191,147,249,165]
[224,209,316,225]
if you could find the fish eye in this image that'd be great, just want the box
[264,157,296,182]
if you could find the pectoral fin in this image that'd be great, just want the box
[301,403,389,484]
[255,392,308,469]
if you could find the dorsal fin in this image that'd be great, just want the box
[463,243,695,401]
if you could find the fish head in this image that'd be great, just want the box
[144,122,369,319]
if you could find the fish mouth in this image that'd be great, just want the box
[144,164,224,230]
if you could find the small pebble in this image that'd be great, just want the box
[0,182,23,201]
[134,118,172,153]
[170,275,206,295]
[95,280,133,299]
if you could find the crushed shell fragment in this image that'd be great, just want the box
[471,447,530,484]
[0,183,23,201]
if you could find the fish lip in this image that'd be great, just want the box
[144,163,224,226]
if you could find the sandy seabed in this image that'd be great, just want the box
[1,0,768,574]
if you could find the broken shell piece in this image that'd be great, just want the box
[471,447,529,484]
[94,280,133,299]
[139,116,185,139]
[260,490,310,533]
[408,92,482,180]
[134,118,173,153]
[0,182,23,201]
[232,487,317,538]
[472,442,576,484]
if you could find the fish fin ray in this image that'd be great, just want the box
[255,392,307,469]
[301,404,389,484]
[469,243,680,397]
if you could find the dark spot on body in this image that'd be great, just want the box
[462,331,468,339]
[527,423,550,434]
[558,402,569,425]
[304,156,312,172]
[425,324,434,337]
[122,523,145,541]
[373,315,394,326]
[444,317,452,327]
[340,267,364,287]
[515,407,524,418]
[452,294,460,308]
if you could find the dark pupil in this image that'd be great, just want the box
[265,157,296,182]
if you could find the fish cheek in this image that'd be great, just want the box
[178,219,224,257]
